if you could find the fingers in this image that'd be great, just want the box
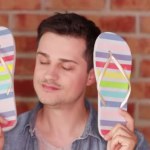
[118,109,134,132]
[0,117,6,150]
[106,110,137,150]
[107,141,121,150]
[0,127,4,150]
[0,117,8,126]
[109,135,137,150]
[104,124,131,140]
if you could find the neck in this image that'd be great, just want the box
[35,99,89,147]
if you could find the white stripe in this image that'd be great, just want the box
[99,107,125,121]
[0,34,14,47]
[98,96,126,102]
[0,27,7,31]
[0,51,15,58]
[95,38,131,55]
[0,98,15,112]
[99,77,129,83]
[99,125,112,130]
[95,67,131,74]
[99,87,128,92]
[5,116,17,120]
[0,79,11,84]
[95,57,132,65]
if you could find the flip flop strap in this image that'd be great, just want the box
[0,56,12,95]
[97,51,131,108]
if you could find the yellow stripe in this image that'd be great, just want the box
[96,70,130,79]
[0,64,13,72]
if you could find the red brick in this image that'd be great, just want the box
[16,101,36,115]
[138,103,150,120]
[88,16,135,33]
[15,58,35,76]
[12,14,48,32]
[140,60,150,77]
[131,82,150,99]
[43,0,104,10]
[130,82,145,99]
[15,36,37,53]
[144,83,150,99]
[125,37,150,54]
[138,127,150,143]
[0,0,40,10]
[140,17,150,33]
[14,79,36,97]
[0,14,9,26]
[111,0,150,10]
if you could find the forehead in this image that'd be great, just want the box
[37,32,86,61]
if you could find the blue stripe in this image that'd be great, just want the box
[0,110,16,118]
[100,90,127,98]
[100,101,127,108]
[96,51,132,61]
[100,120,126,127]
[0,29,11,36]
[0,46,14,53]
[0,83,11,91]
[99,32,124,41]
[0,92,14,100]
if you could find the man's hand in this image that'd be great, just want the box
[0,117,8,150]
[105,109,137,150]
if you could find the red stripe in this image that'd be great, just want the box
[2,55,14,62]
[0,120,16,128]
[96,61,131,70]
[101,129,110,136]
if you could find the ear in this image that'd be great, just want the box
[86,68,96,86]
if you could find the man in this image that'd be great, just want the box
[0,13,149,150]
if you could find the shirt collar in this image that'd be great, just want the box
[25,100,102,140]
[80,100,102,140]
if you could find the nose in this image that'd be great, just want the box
[44,65,59,81]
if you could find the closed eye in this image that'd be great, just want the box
[40,61,49,65]
[62,66,73,71]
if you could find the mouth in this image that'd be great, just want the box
[41,83,60,92]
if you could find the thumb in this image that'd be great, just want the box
[0,127,4,150]
[119,109,134,132]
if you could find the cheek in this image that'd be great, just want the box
[68,73,88,89]
[33,67,43,86]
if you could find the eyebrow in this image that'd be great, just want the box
[36,51,49,58]
[36,51,78,64]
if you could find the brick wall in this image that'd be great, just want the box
[0,0,150,143]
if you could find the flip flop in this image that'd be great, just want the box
[0,26,17,131]
[93,32,132,138]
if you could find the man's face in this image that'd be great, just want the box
[33,32,94,107]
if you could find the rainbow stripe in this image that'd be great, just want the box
[0,26,17,131]
[94,32,132,138]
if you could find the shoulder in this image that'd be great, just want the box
[135,129,150,149]
[5,110,32,137]
[5,102,42,137]
[3,110,33,150]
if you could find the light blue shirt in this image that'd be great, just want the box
[4,101,149,150]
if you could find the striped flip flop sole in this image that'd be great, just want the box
[94,32,132,138]
[0,26,17,131]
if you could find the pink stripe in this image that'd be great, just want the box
[2,55,14,62]
[101,129,110,136]
[96,61,131,71]
[0,120,16,128]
